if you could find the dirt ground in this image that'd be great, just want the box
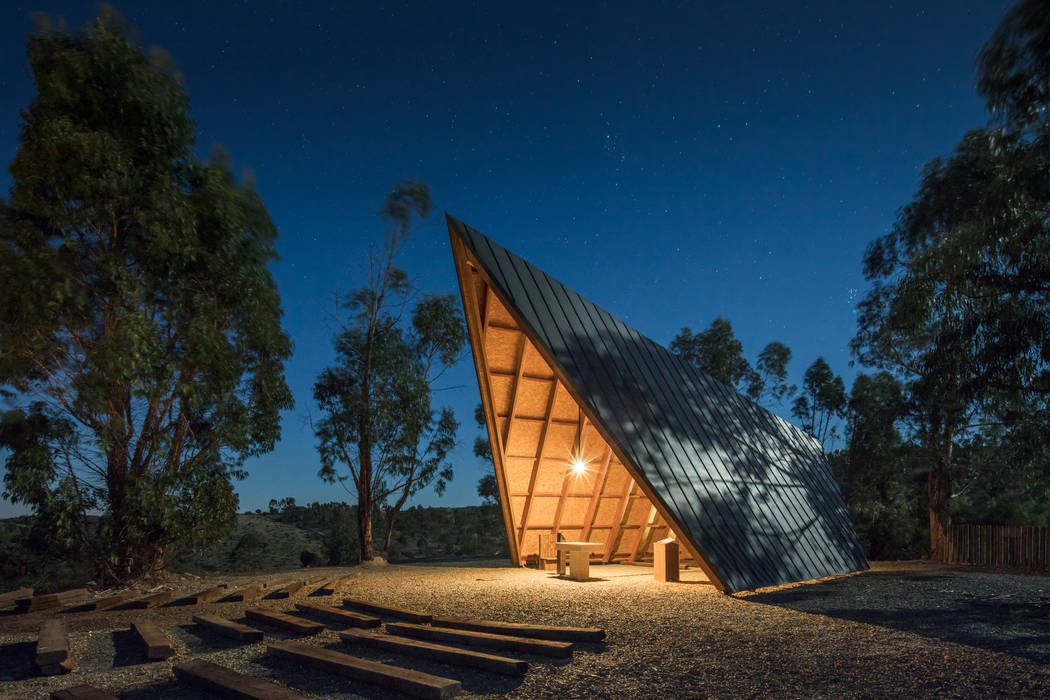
[1,560,1048,698]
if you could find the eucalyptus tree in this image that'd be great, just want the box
[313,182,465,562]
[790,358,847,446]
[0,11,293,581]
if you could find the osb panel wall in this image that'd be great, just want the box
[472,276,669,562]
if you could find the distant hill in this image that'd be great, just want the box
[0,502,509,590]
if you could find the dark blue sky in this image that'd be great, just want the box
[0,1,1011,516]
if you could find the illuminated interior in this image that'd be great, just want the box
[453,240,681,566]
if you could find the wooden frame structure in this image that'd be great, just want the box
[449,215,869,593]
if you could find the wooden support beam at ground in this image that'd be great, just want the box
[182,584,229,605]
[341,597,431,623]
[69,592,134,613]
[224,583,265,602]
[37,618,72,675]
[580,446,613,542]
[517,381,561,552]
[430,616,605,643]
[340,628,526,676]
[603,479,636,562]
[192,614,264,642]
[267,580,305,599]
[385,622,573,658]
[268,642,461,700]
[0,587,34,606]
[245,608,324,635]
[308,577,349,596]
[50,686,117,700]
[174,659,309,700]
[125,590,174,609]
[18,589,89,614]
[131,620,174,659]
[294,602,380,628]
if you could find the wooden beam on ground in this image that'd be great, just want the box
[429,616,605,643]
[308,577,350,596]
[385,622,573,658]
[631,505,659,562]
[182,584,229,605]
[131,620,174,659]
[192,614,264,642]
[174,659,309,700]
[37,618,71,675]
[603,479,636,562]
[0,587,34,605]
[294,602,380,628]
[18,589,88,614]
[268,642,461,700]
[224,583,265,602]
[580,447,613,542]
[341,598,430,623]
[50,686,117,700]
[245,608,324,635]
[125,590,174,609]
[516,381,561,551]
[340,628,526,676]
[267,580,305,599]
[69,592,133,613]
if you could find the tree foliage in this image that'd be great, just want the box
[312,181,465,562]
[850,0,1050,558]
[671,318,794,404]
[0,11,293,581]
[790,358,847,446]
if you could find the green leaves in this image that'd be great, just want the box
[0,11,292,581]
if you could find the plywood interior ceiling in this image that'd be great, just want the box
[465,262,672,563]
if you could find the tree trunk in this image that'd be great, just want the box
[382,508,398,561]
[927,438,952,562]
[357,483,374,562]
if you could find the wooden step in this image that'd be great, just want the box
[340,628,526,675]
[266,580,305,599]
[294,602,380,628]
[18,589,89,613]
[125,590,175,609]
[224,583,265,602]
[341,597,431,623]
[69,592,133,613]
[174,659,310,699]
[182,584,229,605]
[268,642,460,700]
[0,586,34,605]
[245,608,324,635]
[385,622,573,658]
[430,615,605,642]
[37,618,72,674]
[131,620,174,659]
[193,614,264,642]
[50,685,118,700]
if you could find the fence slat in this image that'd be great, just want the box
[939,524,1050,571]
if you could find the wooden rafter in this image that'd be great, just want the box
[450,243,520,564]
[500,337,528,454]
[603,478,636,562]
[516,380,560,551]
[580,446,613,542]
[631,506,660,561]
[551,413,586,534]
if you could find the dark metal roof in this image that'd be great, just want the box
[449,214,869,592]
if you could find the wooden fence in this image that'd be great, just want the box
[940,524,1050,571]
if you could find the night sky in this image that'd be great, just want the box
[0,1,1011,516]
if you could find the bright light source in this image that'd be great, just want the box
[570,457,588,475]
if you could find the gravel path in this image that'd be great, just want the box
[1,560,1048,698]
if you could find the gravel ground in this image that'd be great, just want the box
[1,560,1049,699]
